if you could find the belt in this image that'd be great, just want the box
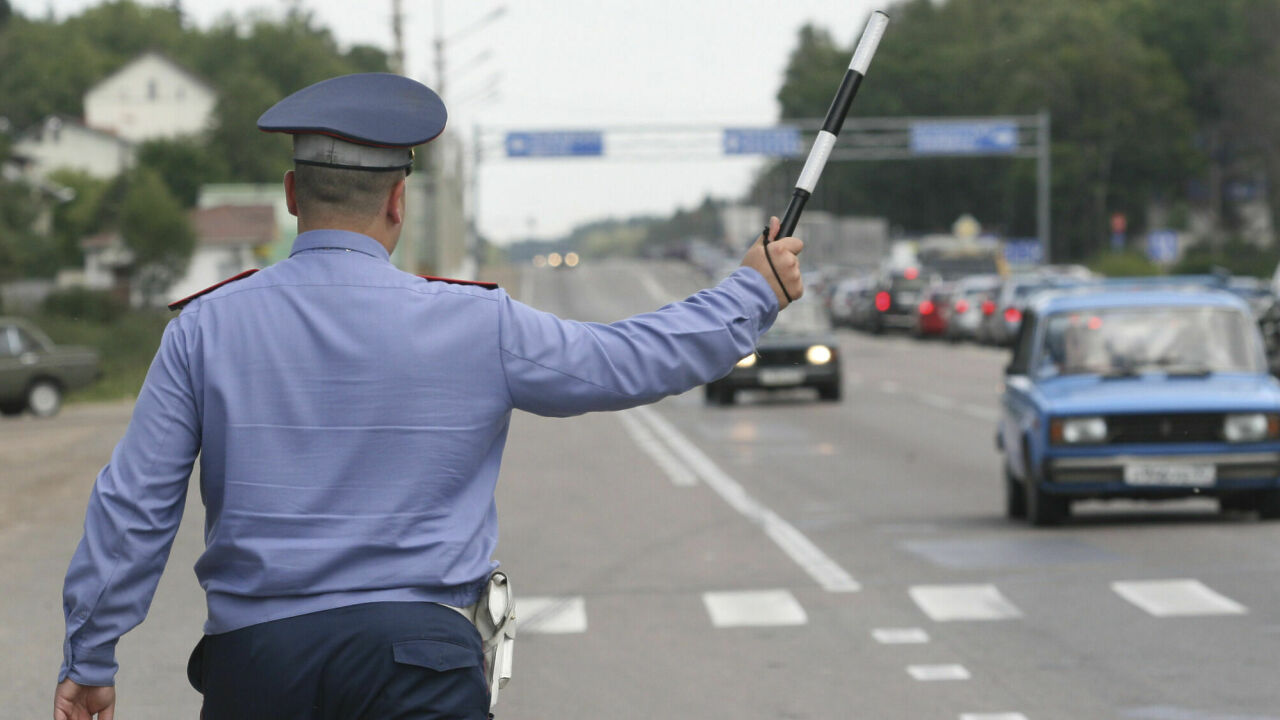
[438,572,516,711]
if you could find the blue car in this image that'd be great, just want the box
[998,287,1280,525]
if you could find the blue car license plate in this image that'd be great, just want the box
[1123,463,1216,487]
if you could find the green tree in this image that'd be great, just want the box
[118,167,194,302]
[46,169,111,268]
[136,137,228,206]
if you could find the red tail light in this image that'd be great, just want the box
[1004,307,1022,324]
[904,267,919,280]
[981,300,996,315]
[919,300,935,315]
[875,291,891,312]
[954,300,969,314]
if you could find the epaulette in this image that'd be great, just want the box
[168,269,260,311]
[418,275,499,290]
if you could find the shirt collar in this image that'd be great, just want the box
[289,230,391,262]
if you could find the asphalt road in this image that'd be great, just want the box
[5,258,1280,719]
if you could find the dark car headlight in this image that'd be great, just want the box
[806,345,833,365]
[1223,413,1280,443]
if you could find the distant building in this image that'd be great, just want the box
[198,184,295,263]
[78,231,134,303]
[166,204,276,303]
[84,51,217,143]
[11,115,135,180]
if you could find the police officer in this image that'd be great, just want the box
[54,73,803,720]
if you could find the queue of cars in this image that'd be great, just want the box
[820,262,1280,526]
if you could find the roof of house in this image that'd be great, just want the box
[191,205,276,247]
[89,50,216,96]
[14,115,133,147]
[80,231,124,250]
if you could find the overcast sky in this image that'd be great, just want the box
[14,0,882,243]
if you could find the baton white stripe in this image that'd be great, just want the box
[796,131,837,194]
[850,11,890,75]
[631,405,860,592]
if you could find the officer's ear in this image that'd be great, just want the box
[284,170,299,218]
[386,175,407,226]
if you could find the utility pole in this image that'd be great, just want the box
[390,0,405,75]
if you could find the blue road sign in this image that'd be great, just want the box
[1146,230,1179,264]
[1004,239,1043,265]
[910,121,1018,155]
[723,127,801,156]
[505,131,604,158]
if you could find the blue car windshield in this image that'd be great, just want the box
[1038,306,1262,376]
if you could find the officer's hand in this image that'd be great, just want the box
[54,678,115,720]
[740,216,804,310]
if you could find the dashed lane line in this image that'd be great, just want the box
[909,584,1023,622]
[702,589,808,628]
[631,405,861,593]
[1111,579,1247,617]
[872,627,930,644]
[907,664,971,681]
[960,714,1029,720]
[517,596,588,634]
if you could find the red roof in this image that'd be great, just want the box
[190,205,276,247]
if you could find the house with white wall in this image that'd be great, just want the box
[84,51,217,143]
[166,205,276,303]
[11,115,135,180]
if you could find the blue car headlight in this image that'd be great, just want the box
[1223,413,1279,443]
[1050,416,1107,444]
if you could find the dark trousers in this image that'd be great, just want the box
[187,601,489,719]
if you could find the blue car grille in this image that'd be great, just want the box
[1105,413,1224,443]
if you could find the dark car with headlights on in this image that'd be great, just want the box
[705,298,841,405]
[1,317,100,417]
[998,288,1280,525]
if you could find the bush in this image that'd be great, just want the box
[1172,238,1279,278]
[1086,250,1161,277]
[41,287,127,323]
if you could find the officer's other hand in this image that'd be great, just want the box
[54,678,115,720]
[740,216,804,310]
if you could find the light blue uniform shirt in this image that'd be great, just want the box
[60,229,778,685]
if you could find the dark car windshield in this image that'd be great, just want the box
[889,277,926,293]
[1038,305,1263,376]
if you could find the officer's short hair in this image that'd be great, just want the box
[293,165,405,222]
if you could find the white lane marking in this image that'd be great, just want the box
[616,411,697,487]
[702,589,808,628]
[635,267,676,305]
[879,380,901,394]
[960,714,1029,720]
[962,404,1001,422]
[517,596,588,634]
[632,405,861,592]
[872,627,930,644]
[917,392,957,410]
[1112,579,1247,617]
[907,664,970,681]
[909,584,1022,621]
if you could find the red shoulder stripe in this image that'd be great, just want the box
[168,269,260,311]
[418,275,499,290]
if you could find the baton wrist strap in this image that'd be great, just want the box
[761,225,793,304]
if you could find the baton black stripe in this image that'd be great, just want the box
[770,10,889,241]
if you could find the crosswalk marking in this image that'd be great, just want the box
[907,664,970,681]
[909,584,1022,621]
[872,627,930,644]
[1111,579,1247,617]
[517,596,588,634]
[702,589,808,628]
